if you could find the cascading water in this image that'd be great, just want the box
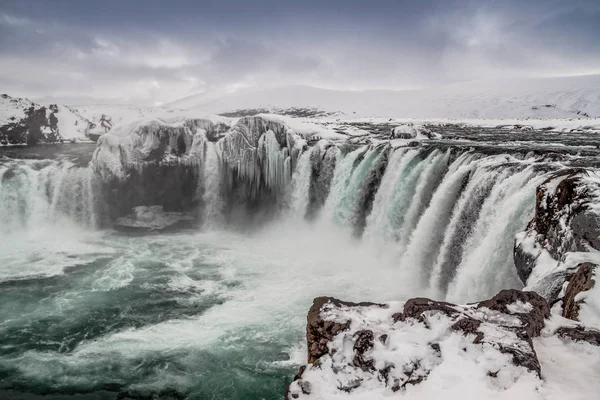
[0,159,103,232]
[288,147,314,218]
[315,145,559,303]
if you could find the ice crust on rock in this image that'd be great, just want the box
[286,290,568,400]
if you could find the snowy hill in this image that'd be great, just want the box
[3,75,600,146]
[72,104,172,132]
[0,96,170,145]
[168,75,600,120]
[0,94,100,144]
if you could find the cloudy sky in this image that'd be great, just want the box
[1,0,599,106]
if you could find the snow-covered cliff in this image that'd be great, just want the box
[0,94,99,144]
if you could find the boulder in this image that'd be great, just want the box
[114,205,195,233]
[287,290,549,399]
[562,263,597,321]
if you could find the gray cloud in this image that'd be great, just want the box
[1,0,599,105]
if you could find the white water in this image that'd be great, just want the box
[0,160,102,233]
[318,146,557,303]
[202,141,225,227]
[289,147,313,217]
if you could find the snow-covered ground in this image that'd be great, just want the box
[3,74,600,144]
[168,75,600,120]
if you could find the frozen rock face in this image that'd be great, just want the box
[562,263,596,321]
[512,168,600,344]
[218,116,306,198]
[287,290,551,399]
[514,168,600,301]
[91,117,230,181]
[90,115,311,221]
[0,94,95,144]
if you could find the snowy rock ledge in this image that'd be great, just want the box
[286,290,566,399]
[514,168,600,291]
[514,168,600,337]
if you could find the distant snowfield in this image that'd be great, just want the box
[3,74,600,144]
[168,75,600,121]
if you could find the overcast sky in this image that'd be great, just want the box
[1,0,599,106]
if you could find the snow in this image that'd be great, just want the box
[256,113,346,141]
[289,298,600,400]
[54,105,92,140]
[535,334,600,400]
[72,104,167,128]
[0,94,28,125]
[577,266,600,330]
[507,301,534,314]
[291,301,539,399]
[167,75,600,121]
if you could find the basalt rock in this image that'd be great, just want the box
[556,326,600,346]
[477,289,550,337]
[287,290,549,399]
[306,297,385,364]
[514,168,600,303]
[562,263,597,321]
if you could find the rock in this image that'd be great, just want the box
[306,297,385,364]
[352,330,375,371]
[287,291,550,399]
[450,318,484,343]
[390,123,434,140]
[514,168,600,303]
[556,326,600,346]
[562,263,597,321]
[401,297,457,321]
[114,205,195,232]
[514,168,600,288]
[477,289,550,337]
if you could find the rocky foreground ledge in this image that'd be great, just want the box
[287,289,599,399]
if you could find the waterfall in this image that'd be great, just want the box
[202,141,224,228]
[2,131,562,303]
[321,144,387,231]
[315,146,556,302]
[0,160,103,232]
[289,147,314,218]
[398,156,473,286]
[445,164,548,302]
[362,148,418,244]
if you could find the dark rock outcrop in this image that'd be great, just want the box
[562,263,597,321]
[477,289,550,337]
[306,297,385,364]
[287,290,550,399]
[1,94,93,145]
[514,168,600,302]
[556,326,600,346]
